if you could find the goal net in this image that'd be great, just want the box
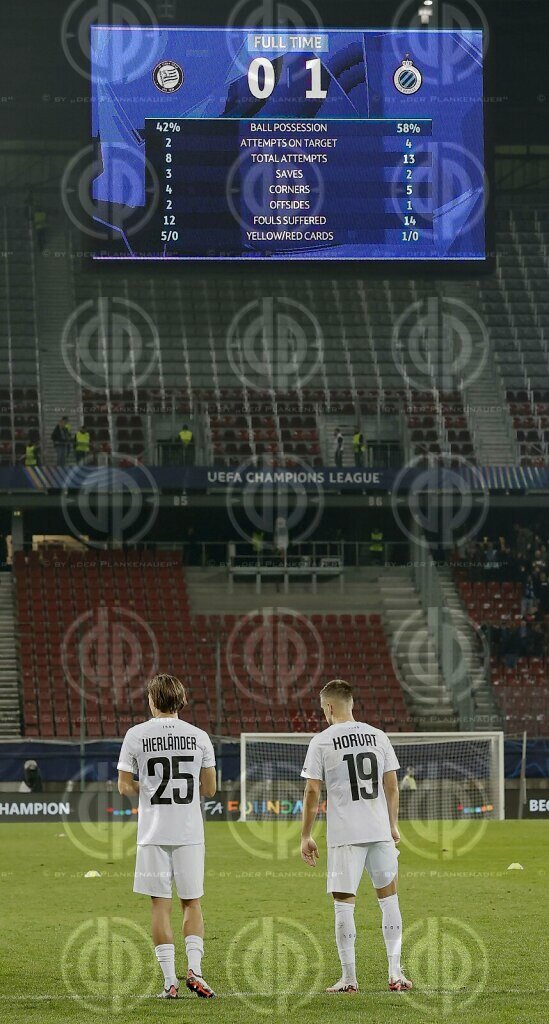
[238,732,505,821]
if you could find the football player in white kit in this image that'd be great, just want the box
[300,679,412,994]
[117,674,217,999]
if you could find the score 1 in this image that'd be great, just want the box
[248,57,327,100]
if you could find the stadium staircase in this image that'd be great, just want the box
[35,225,80,463]
[437,566,502,729]
[430,280,516,466]
[0,573,21,737]
[462,346,517,466]
[379,570,459,731]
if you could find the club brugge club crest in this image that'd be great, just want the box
[153,61,184,93]
[394,57,422,95]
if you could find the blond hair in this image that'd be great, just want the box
[147,674,187,713]
[319,679,353,703]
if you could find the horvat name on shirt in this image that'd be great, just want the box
[333,733,377,750]
[142,735,198,752]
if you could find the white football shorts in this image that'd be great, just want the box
[134,843,205,899]
[326,841,399,895]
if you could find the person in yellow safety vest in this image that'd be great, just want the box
[24,442,38,467]
[74,425,91,465]
[353,428,365,466]
[369,527,384,563]
[178,424,194,465]
[252,529,264,564]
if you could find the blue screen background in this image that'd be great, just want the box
[91,27,485,262]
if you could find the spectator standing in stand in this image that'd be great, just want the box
[51,416,71,466]
[334,428,344,467]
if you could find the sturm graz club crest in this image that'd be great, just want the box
[394,56,422,95]
[152,61,184,93]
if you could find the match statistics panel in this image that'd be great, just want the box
[146,118,434,257]
[91,27,486,262]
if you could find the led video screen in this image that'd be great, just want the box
[91,26,486,262]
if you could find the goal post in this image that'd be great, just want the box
[238,731,505,822]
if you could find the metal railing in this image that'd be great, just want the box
[22,538,411,569]
[209,540,410,569]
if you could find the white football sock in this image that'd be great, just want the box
[155,943,178,988]
[334,900,357,986]
[378,894,402,979]
[185,934,204,976]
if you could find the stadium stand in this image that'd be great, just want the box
[6,205,549,467]
[1,200,548,470]
[480,206,549,464]
[14,548,414,739]
[65,234,481,465]
[3,198,549,736]
[453,567,549,736]
[0,212,485,467]
[0,206,42,465]
[15,548,191,738]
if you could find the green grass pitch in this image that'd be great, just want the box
[0,820,547,1023]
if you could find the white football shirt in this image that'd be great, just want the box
[117,717,216,846]
[301,721,400,846]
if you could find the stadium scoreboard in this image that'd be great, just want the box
[91,27,486,263]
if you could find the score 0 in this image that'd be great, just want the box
[248,57,327,100]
